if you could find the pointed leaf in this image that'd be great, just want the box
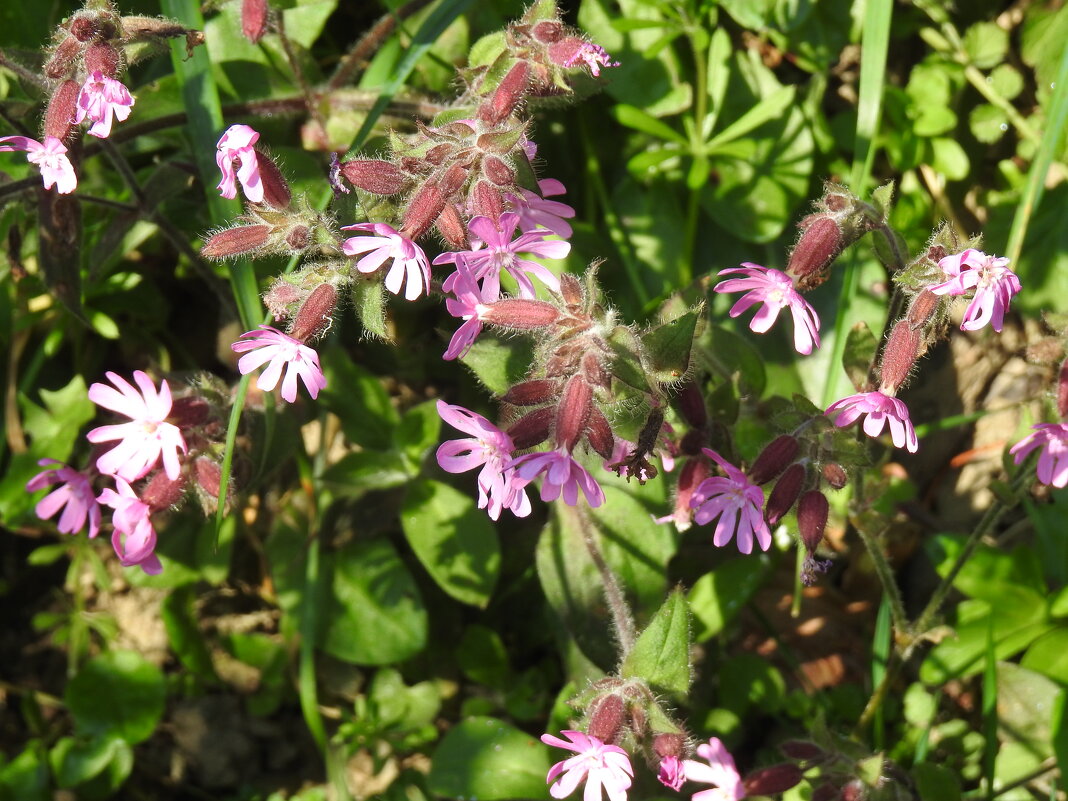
[620,589,691,697]
[842,321,878,391]
[642,310,699,384]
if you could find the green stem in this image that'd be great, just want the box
[575,505,636,656]
[853,521,908,634]
[681,20,709,287]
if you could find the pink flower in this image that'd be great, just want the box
[25,459,101,538]
[825,390,918,453]
[341,222,432,301]
[510,448,605,508]
[658,755,686,792]
[714,264,821,355]
[564,43,620,77]
[507,178,576,239]
[435,212,570,300]
[215,124,263,202]
[690,448,770,554]
[231,326,327,403]
[75,72,135,138]
[87,371,187,482]
[928,248,1021,332]
[682,738,746,801]
[541,730,633,801]
[1010,424,1068,487]
[0,135,77,194]
[443,265,492,360]
[98,477,161,574]
[436,401,530,520]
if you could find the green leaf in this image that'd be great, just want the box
[963,21,1009,70]
[318,347,399,450]
[910,763,961,801]
[989,64,1024,101]
[162,585,218,683]
[459,335,534,396]
[997,662,1062,750]
[611,104,687,145]
[1022,628,1068,684]
[457,626,512,689]
[401,480,500,608]
[66,651,166,745]
[620,589,691,697]
[282,1,338,48]
[642,310,699,384]
[930,137,970,181]
[706,86,796,152]
[688,556,769,641]
[718,0,774,29]
[49,736,132,792]
[969,104,1008,144]
[429,717,551,801]
[842,321,877,391]
[320,450,411,491]
[351,279,389,340]
[393,400,442,468]
[320,539,427,665]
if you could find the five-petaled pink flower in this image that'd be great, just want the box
[690,448,770,554]
[215,124,263,202]
[435,212,570,300]
[682,738,746,801]
[715,264,821,355]
[76,72,135,139]
[510,448,605,508]
[0,135,77,194]
[26,459,101,539]
[443,265,492,360]
[1010,423,1068,488]
[435,401,531,520]
[98,477,161,574]
[825,390,918,453]
[87,371,187,482]
[507,178,577,239]
[541,730,633,801]
[231,326,327,403]
[657,755,686,792]
[928,248,1021,333]
[341,222,432,301]
[564,43,620,77]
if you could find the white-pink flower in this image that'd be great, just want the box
[215,124,263,202]
[714,263,821,355]
[690,448,770,554]
[682,738,746,801]
[1011,423,1068,488]
[0,135,77,194]
[98,477,161,574]
[507,178,576,239]
[563,43,620,77]
[26,459,101,539]
[825,390,918,453]
[341,222,432,301]
[443,265,492,360]
[231,326,327,403]
[76,72,135,138]
[658,755,686,792]
[435,401,530,520]
[542,730,633,801]
[928,248,1021,332]
[87,371,187,481]
[510,448,605,508]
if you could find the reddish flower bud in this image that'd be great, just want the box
[255,151,292,209]
[480,298,559,329]
[241,0,269,44]
[424,143,454,165]
[470,180,504,222]
[652,733,685,759]
[779,740,827,762]
[1058,358,1068,419]
[531,20,564,43]
[502,379,559,406]
[587,407,615,460]
[555,375,593,451]
[743,765,804,796]
[878,320,920,392]
[264,280,302,320]
[284,225,309,251]
[507,406,553,449]
[141,471,186,512]
[664,457,710,530]
[170,396,212,427]
[581,351,610,390]
[70,15,102,42]
[401,180,447,240]
[811,783,839,801]
[436,204,468,249]
[440,163,469,196]
[339,159,406,195]
[797,490,829,553]
[840,780,866,801]
[482,155,515,187]
[585,693,624,743]
[821,462,848,490]
[195,457,224,503]
[478,61,530,125]
[787,216,841,283]
[44,80,80,142]
[765,463,805,526]
[290,283,337,342]
[83,42,121,78]
[748,434,800,485]
[676,381,708,429]
[556,273,583,307]
[44,37,82,78]
[679,429,705,457]
[906,289,940,329]
[201,225,271,260]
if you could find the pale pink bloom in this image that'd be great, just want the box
[928,248,1021,332]
[1011,424,1068,488]
[658,755,686,792]
[87,371,187,482]
[25,459,101,538]
[98,477,161,574]
[215,124,263,202]
[541,730,633,801]
[714,264,821,355]
[435,212,570,299]
[443,265,492,360]
[436,401,531,520]
[75,71,135,138]
[511,448,605,508]
[231,326,326,403]
[564,43,620,77]
[825,390,918,453]
[682,738,746,801]
[690,448,770,554]
[341,222,432,301]
[507,178,576,239]
[0,135,77,194]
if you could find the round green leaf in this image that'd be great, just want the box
[429,717,551,801]
[65,651,166,745]
[969,104,1008,144]
[963,22,1009,70]
[930,138,970,181]
[990,63,1024,100]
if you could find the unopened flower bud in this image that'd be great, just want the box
[585,693,624,744]
[748,434,800,485]
[436,205,468,249]
[555,374,593,451]
[811,783,839,801]
[440,163,469,196]
[290,283,337,342]
[339,159,406,195]
[581,351,610,390]
[531,20,564,43]
[821,462,848,490]
[502,378,559,406]
[44,36,82,78]
[679,429,705,456]
[480,298,559,329]
[676,381,708,429]
[556,273,582,307]
[653,733,685,759]
[424,143,454,165]
[170,396,212,427]
[779,740,827,762]
[797,490,829,554]
[255,151,292,209]
[1059,358,1068,419]
[195,457,224,507]
[401,180,447,240]
[471,180,504,221]
[264,280,302,320]
[878,320,920,392]
[628,703,646,737]
[841,780,866,801]
[44,80,80,142]
[507,406,553,449]
[70,15,102,42]
[284,225,309,251]
[478,60,530,125]
[141,471,186,511]
[201,225,271,260]
[743,765,804,796]
[664,457,709,531]
[787,216,841,285]
[906,289,940,329]
[242,0,269,44]
[83,42,121,78]
[765,462,805,526]
[482,155,515,187]
[587,407,615,459]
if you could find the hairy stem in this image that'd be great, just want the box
[575,505,636,655]
[853,519,909,634]
[328,0,436,91]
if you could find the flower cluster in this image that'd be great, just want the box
[929,248,1021,333]
[714,264,820,355]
